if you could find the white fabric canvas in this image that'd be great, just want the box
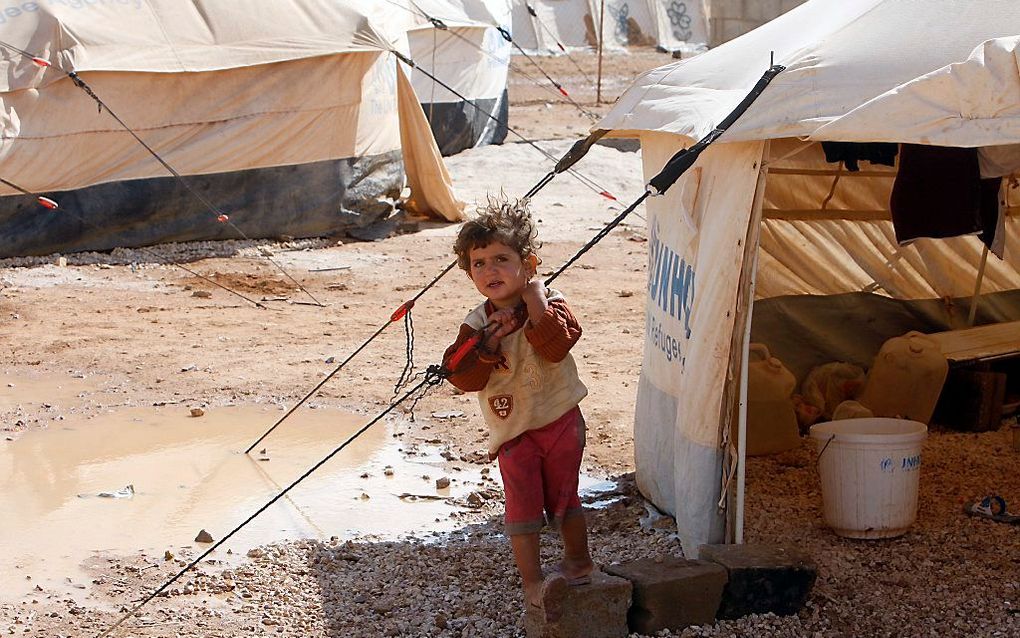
[596,0,1020,552]
[0,0,463,221]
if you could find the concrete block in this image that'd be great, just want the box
[698,544,816,620]
[523,570,632,638]
[604,557,728,634]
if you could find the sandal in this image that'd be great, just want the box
[964,495,1020,524]
[552,566,595,586]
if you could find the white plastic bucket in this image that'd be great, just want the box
[809,418,927,539]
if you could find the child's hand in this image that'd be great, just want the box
[522,277,548,322]
[522,278,545,306]
[483,306,523,351]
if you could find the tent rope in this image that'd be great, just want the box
[0,176,270,310]
[391,48,617,201]
[242,127,611,451]
[96,366,449,638]
[396,0,597,120]
[95,59,787,632]
[0,40,325,308]
[523,1,597,86]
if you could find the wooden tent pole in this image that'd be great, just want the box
[596,0,605,104]
[968,245,990,327]
[735,141,771,544]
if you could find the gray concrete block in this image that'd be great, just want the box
[604,557,728,634]
[698,544,816,620]
[523,570,632,638]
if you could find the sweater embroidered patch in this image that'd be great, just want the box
[488,394,513,419]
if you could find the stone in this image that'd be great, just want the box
[190,407,205,417]
[435,477,451,489]
[604,557,727,633]
[523,570,631,638]
[698,544,816,619]
[195,529,214,543]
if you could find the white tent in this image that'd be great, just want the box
[511,0,708,54]
[596,0,1020,553]
[0,0,463,257]
[363,0,513,156]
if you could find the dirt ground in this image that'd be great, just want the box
[3,47,1020,638]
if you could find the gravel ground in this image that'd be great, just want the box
[6,424,1019,637]
[3,46,1019,638]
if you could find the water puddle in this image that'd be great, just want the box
[0,371,94,412]
[0,404,612,602]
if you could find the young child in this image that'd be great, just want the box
[443,196,594,621]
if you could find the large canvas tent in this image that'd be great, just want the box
[596,0,1020,553]
[0,0,463,258]
[510,0,708,54]
[364,0,512,156]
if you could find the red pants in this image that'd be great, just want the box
[497,406,585,535]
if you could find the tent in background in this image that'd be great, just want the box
[511,0,708,54]
[363,0,512,156]
[596,0,1020,554]
[0,0,463,258]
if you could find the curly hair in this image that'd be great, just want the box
[453,195,541,272]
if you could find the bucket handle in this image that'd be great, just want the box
[817,434,836,463]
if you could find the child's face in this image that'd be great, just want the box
[467,241,534,308]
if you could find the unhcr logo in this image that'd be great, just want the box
[647,221,694,337]
[646,221,695,367]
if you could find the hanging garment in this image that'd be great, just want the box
[821,142,898,172]
[890,144,985,245]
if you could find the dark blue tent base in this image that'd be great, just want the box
[0,151,403,258]
[422,90,509,157]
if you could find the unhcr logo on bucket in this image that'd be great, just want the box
[880,454,922,473]
[646,221,695,367]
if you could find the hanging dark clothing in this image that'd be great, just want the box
[821,142,898,172]
[889,144,989,245]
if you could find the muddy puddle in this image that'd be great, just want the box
[0,370,94,412]
[1,404,612,602]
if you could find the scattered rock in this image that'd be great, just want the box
[435,477,451,489]
[191,290,212,298]
[195,529,214,543]
[190,407,205,417]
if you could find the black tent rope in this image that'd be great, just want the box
[391,48,616,201]
[383,0,591,119]
[95,62,785,637]
[96,367,448,638]
[494,25,598,121]
[523,2,597,87]
[0,176,270,310]
[0,41,324,308]
[243,259,455,453]
[242,127,610,452]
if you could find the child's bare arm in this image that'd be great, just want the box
[524,299,581,362]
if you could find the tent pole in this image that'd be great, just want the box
[736,141,771,544]
[596,0,605,104]
[968,245,990,327]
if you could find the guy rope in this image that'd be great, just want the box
[96,61,785,637]
[0,40,325,307]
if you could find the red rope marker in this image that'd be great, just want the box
[37,196,58,209]
[216,214,229,223]
[31,57,50,68]
[390,300,414,322]
[599,191,617,201]
[444,332,481,372]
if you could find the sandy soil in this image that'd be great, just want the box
[3,48,1020,638]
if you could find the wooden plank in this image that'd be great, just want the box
[927,320,1020,363]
